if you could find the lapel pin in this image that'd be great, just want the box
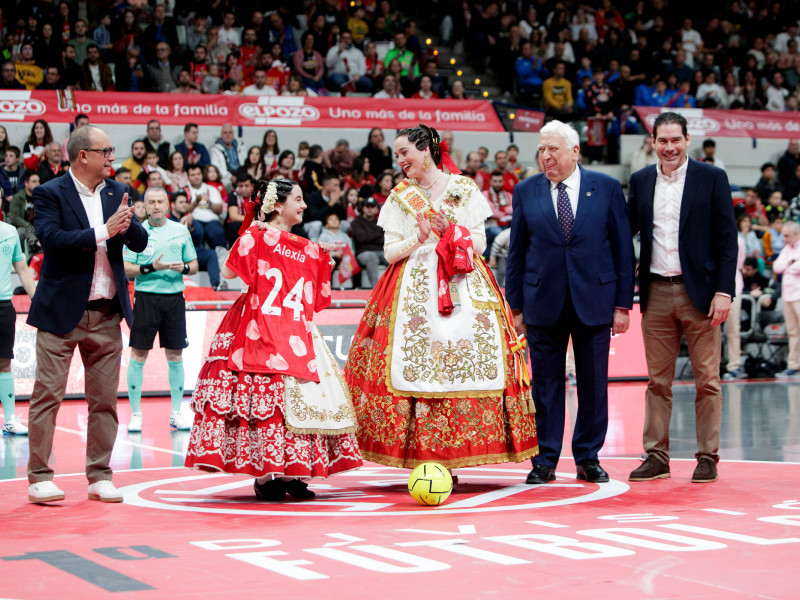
[586,192,591,196]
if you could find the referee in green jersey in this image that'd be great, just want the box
[0,219,36,435]
[123,187,198,432]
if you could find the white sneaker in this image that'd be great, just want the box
[170,410,193,430]
[88,480,123,503]
[28,481,65,503]
[128,412,143,433]
[3,415,28,436]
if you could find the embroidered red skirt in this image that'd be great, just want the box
[344,261,538,469]
[185,296,363,478]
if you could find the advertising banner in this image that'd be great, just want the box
[10,301,647,398]
[0,90,504,132]
[510,107,546,132]
[635,105,800,139]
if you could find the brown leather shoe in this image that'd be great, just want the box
[629,455,671,481]
[691,456,718,483]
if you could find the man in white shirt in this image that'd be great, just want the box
[217,11,241,51]
[765,71,789,111]
[695,72,729,108]
[80,43,113,91]
[680,18,702,67]
[627,111,738,484]
[210,123,247,189]
[373,73,404,98]
[241,67,277,96]
[325,31,372,93]
[184,164,227,259]
[26,126,148,504]
[773,24,800,53]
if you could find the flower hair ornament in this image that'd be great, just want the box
[261,180,278,213]
[238,180,279,235]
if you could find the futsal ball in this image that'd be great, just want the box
[408,462,453,506]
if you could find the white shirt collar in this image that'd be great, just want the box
[550,163,581,191]
[657,156,689,183]
[69,168,106,197]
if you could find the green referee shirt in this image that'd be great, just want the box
[0,221,24,301]
[123,219,197,294]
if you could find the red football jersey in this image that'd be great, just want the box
[225,225,332,381]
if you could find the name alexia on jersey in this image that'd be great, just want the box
[224,225,331,381]
[273,241,307,263]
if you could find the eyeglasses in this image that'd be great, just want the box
[84,147,115,158]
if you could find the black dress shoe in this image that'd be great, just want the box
[576,460,609,483]
[285,479,316,500]
[526,463,556,484]
[254,478,286,501]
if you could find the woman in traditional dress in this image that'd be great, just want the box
[344,125,538,472]
[185,178,362,500]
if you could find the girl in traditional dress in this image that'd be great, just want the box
[344,125,538,472]
[185,178,362,500]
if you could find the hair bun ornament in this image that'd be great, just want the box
[418,123,439,146]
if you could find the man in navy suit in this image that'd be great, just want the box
[26,125,148,504]
[627,112,737,484]
[506,121,634,485]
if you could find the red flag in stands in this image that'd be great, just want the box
[338,244,361,284]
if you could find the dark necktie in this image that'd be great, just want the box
[556,182,574,239]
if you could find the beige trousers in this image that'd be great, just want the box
[27,310,123,483]
[641,281,722,464]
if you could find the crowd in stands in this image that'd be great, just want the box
[7,0,800,378]
[507,1,800,116]
[4,0,800,114]
[4,117,800,379]
[0,117,528,293]
[1,0,472,99]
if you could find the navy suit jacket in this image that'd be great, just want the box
[28,174,148,335]
[506,166,635,327]
[627,159,738,314]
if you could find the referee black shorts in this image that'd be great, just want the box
[129,291,188,351]
[0,300,15,359]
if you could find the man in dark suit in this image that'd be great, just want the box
[506,120,634,485]
[26,126,148,504]
[627,111,738,484]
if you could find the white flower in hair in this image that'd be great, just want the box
[262,181,279,213]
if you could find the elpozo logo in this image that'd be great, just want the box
[645,110,721,134]
[0,91,46,121]
[239,97,320,126]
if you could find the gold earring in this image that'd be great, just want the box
[423,153,433,169]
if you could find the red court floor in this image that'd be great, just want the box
[2,380,799,599]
